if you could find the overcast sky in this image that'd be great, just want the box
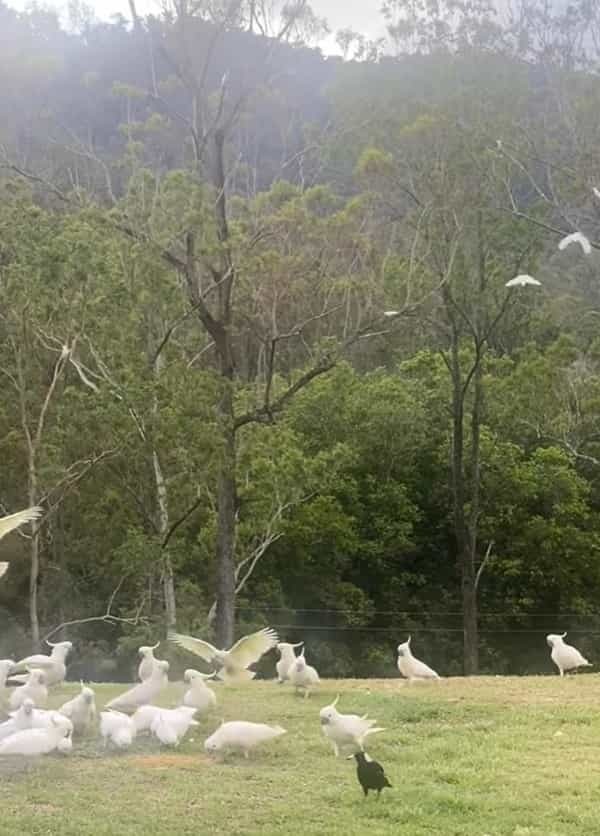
[6,0,388,53]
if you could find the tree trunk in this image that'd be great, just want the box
[464,357,484,675]
[27,456,40,650]
[152,450,177,632]
[215,379,237,649]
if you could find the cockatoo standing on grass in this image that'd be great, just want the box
[9,668,48,710]
[137,642,161,681]
[288,650,320,697]
[169,627,278,683]
[0,698,36,741]
[99,710,136,748]
[319,696,385,757]
[396,637,440,682]
[150,706,198,746]
[276,641,303,683]
[546,633,591,677]
[11,641,72,687]
[0,713,72,756]
[204,721,286,758]
[181,669,217,714]
[105,660,169,713]
[59,684,96,734]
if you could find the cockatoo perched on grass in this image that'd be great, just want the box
[137,642,161,681]
[546,633,592,677]
[0,698,36,741]
[9,668,48,710]
[100,710,136,748]
[204,720,286,758]
[276,642,303,683]
[59,684,96,735]
[396,637,440,682]
[169,627,278,683]
[0,713,72,756]
[182,669,217,714]
[131,705,162,734]
[0,660,14,690]
[0,507,42,541]
[150,706,198,746]
[11,640,72,687]
[505,274,542,288]
[559,231,592,255]
[105,660,169,713]
[288,650,320,698]
[319,696,385,757]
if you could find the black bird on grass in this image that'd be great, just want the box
[349,751,392,799]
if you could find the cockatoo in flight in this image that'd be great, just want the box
[558,231,592,255]
[505,274,541,288]
[0,507,42,541]
[169,627,278,683]
[546,633,592,677]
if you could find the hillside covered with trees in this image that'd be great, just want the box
[1,0,600,680]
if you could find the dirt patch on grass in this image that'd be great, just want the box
[129,754,205,770]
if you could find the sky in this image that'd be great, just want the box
[6,0,388,53]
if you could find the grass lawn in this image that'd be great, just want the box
[1,674,600,835]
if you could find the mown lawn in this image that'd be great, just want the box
[2,675,600,835]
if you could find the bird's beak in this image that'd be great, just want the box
[546,638,553,648]
[320,717,329,725]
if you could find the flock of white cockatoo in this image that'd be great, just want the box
[0,625,592,760]
[0,504,595,764]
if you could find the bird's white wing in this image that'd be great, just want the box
[11,655,55,672]
[559,232,592,254]
[0,507,42,541]
[169,633,219,664]
[228,628,279,669]
[0,563,8,579]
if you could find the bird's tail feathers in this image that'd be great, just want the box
[361,727,386,742]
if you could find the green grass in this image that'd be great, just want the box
[2,675,600,835]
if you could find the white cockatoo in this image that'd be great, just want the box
[0,507,42,541]
[137,642,161,681]
[276,642,304,683]
[99,710,136,748]
[11,640,72,687]
[105,660,169,713]
[319,696,385,757]
[204,721,286,758]
[396,637,440,682]
[0,713,72,756]
[170,627,278,683]
[546,633,592,677]
[182,669,217,714]
[558,231,592,255]
[0,698,36,741]
[59,684,96,734]
[9,668,48,710]
[150,706,198,746]
[0,659,14,690]
[131,705,162,734]
[287,650,320,698]
[505,274,542,288]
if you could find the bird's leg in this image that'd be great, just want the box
[363,787,368,798]
[304,689,309,699]
[332,742,339,757]
[244,749,249,760]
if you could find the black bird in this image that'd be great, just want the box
[350,751,392,799]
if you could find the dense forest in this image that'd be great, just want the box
[1,0,600,680]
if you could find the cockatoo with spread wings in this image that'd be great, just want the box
[0,507,42,541]
[169,627,278,683]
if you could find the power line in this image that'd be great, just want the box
[236,606,600,619]
[270,624,600,634]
